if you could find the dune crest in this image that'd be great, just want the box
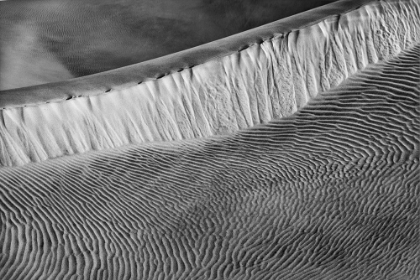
[0,0,419,167]
[0,43,419,280]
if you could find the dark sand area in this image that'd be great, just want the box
[1,44,418,280]
[0,0,337,90]
[0,1,419,279]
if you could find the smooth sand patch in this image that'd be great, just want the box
[0,0,339,90]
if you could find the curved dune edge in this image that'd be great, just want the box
[0,0,419,167]
[0,44,419,280]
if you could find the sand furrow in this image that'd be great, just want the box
[0,43,418,279]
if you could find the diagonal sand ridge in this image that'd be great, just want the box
[0,0,418,167]
[0,1,419,279]
[1,43,419,280]
[0,0,340,90]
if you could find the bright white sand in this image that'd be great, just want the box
[0,42,418,280]
[0,0,419,279]
[0,0,418,167]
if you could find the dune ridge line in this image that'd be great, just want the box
[0,43,419,279]
[0,0,419,167]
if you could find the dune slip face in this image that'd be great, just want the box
[0,0,419,167]
[0,0,419,279]
[0,42,419,280]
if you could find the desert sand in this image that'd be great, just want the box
[0,0,419,279]
[0,0,338,90]
[0,0,418,167]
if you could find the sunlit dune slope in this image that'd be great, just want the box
[0,0,419,279]
[1,43,419,280]
[0,0,418,167]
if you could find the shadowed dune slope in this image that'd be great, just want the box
[1,43,419,280]
[0,0,339,90]
[0,0,419,167]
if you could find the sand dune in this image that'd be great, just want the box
[0,23,74,90]
[0,0,419,279]
[0,0,418,167]
[1,43,419,280]
[0,0,339,90]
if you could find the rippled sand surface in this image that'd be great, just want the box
[0,0,419,279]
[1,43,419,280]
[0,0,418,167]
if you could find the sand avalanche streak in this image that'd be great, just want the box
[0,0,419,167]
[0,0,419,280]
[0,44,419,280]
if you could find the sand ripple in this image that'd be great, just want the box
[0,0,418,167]
[0,44,419,280]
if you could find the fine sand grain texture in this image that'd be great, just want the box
[0,0,339,90]
[0,0,419,279]
[0,22,74,90]
[0,43,419,280]
[0,0,418,167]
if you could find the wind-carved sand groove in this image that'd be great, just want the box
[0,0,419,167]
[0,43,419,279]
